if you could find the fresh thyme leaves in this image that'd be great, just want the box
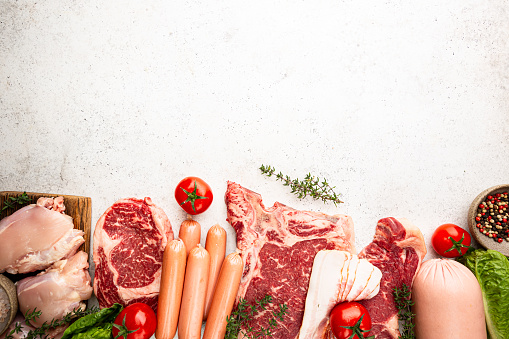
[4,306,101,339]
[4,322,23,339]
[393,283,416,339]
[259,165,343,205]
[2,192,32,211]
[225,294,288,339]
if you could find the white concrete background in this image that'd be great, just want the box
[1,0,508,337]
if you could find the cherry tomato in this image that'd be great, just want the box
[330,301,373,339]
[112,303,156,339]
[431,223,472,258]
[174,176,213,215]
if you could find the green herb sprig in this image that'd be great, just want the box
[225,294,288,339]
[393,283,416,339]
[259,165,343,206]
[4,306,100,339]
[2,192,32,211]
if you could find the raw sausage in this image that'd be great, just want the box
[203,224,227,320]
[178,217,201,256]
[178,244,210,339]
[202,251,243,339]
[412,259,486,339]
[155,239,186,339]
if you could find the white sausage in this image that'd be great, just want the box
[412,259,486,339]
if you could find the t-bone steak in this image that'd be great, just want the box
[358,217,426,338]
[93,197,173,312]
[225,181,356,339]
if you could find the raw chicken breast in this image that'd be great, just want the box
[16,251,93,328]
[0,197,84,274]
[299,250,381,339]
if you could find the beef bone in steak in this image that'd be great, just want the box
[93,197,173,312]
[358,217,426,339]
[225,181,356,339]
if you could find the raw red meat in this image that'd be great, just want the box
[225,181,355,339]
[358,217,426,338]
[93,197,173,312]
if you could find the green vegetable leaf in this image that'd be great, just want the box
[61,303,122,339]
[2,192,31,211]
[69,323,114,339]
[461,249,509,339]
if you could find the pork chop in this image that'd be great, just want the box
[358,217,426,338]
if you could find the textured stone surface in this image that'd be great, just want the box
[1,1,508,337]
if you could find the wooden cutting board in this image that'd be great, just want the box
[0,191,92,254]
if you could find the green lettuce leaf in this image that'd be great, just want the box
[461,249,509,339]
[67,323,114,339]
[61,303,122,339]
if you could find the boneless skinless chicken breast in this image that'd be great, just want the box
[16,251,93,328]
[0,197,84,274]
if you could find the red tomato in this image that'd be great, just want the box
[330,301,373,339]
[431,223,472,258]
[174,176,213,215]
[112,303,156,339]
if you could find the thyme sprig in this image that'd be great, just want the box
[225,294,288,339]
[393,283,416,339]
[4,306,100,339]
[259,165,343,206]
[2,192,32,211]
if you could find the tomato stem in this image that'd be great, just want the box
[339,314,374,339]
[444,233,472,256]
[179,181,209,213]
[113,314,139,339]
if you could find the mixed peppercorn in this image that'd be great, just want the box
[475,192,509,243]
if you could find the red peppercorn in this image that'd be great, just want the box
[477,223,481,228]
[479,204,484,209]
[496,193,501,198]
[476,216,481,221]
[504,219,508,223]
[480,228,485,232]
[497,222,501,225]
[488,195,493,200]
[498,238,503,243]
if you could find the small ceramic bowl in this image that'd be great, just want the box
[468,184,509,256]
[0,274,17,336]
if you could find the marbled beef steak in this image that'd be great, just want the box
[358,217,426,338]
[225,181,356,338]
[93,197,173,312]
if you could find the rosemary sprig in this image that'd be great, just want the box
[259,165,343,206]
[225,294,288,339]
[393,283,416,339]
[4,306,100,339]
[2,192,32,211]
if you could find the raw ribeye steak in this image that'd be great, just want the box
[93,197,173,312]
[358,217,426,338]
[225,181,356,339]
